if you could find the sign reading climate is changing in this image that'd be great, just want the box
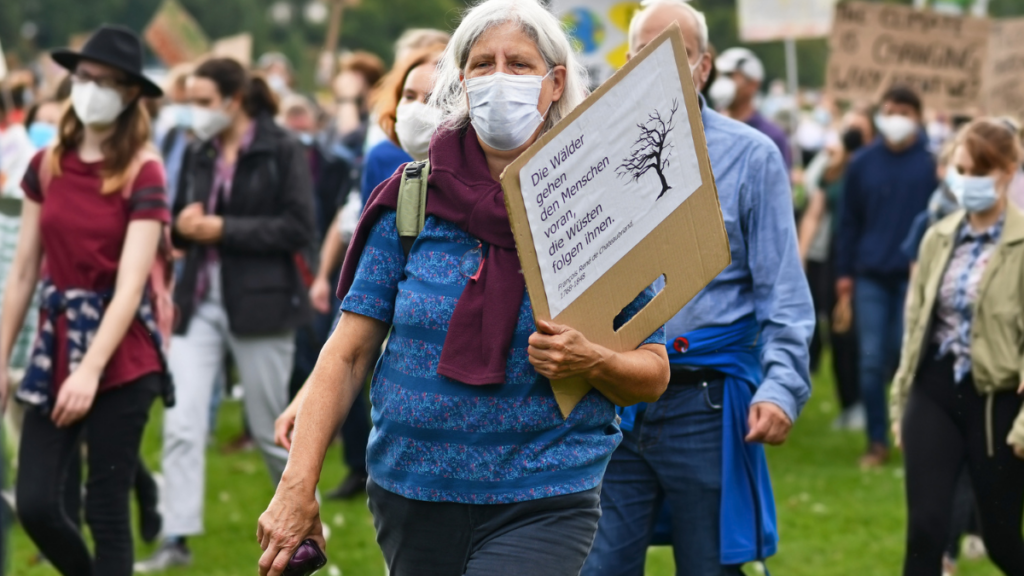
[826,1,989,112]
[518,40,702,318]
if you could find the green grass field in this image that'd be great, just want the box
[7,362,1005,575]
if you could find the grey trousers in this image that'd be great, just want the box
[161,294,294,536]
[367,478,602,576]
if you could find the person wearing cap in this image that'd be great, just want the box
[712,47,793,169]
[0,25,172,576]
[835,85,937,468]
[583,2,813,575]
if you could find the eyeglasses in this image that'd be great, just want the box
[70,71,129,90]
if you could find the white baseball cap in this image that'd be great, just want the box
[716,47,765,83]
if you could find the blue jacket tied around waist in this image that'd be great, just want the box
[617,314,777,565]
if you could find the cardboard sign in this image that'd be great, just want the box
[738,0,837,42]
[985,17,1024,120]
[550,0,640,85]
[212,33,253,67]
[826,1,989,112]
[501,24,731,417]
[144,0,210,67]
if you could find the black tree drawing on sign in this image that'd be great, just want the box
[616,99,679,199]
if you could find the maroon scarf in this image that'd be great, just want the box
[337,125,526,385]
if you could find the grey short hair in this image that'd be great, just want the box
[395,28,452,58]
[429,0,590,135]
[629,0,709,55]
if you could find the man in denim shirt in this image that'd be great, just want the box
[583,2,814,574]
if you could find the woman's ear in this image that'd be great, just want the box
[550,65,567,104]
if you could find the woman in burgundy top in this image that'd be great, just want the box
[0,26,170,576]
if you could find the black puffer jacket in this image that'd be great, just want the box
[172,113,316,336]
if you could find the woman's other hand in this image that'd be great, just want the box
[51,365,101,428]
[309,276,332,315]
[274,399,300,450]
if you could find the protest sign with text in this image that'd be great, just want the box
[985,17,1024,121]
[144,0,210,67]
[826,1,988,112]
[502,24,731,417]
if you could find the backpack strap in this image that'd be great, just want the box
[118,145,164,200]
[38,146,56,196]
[396,160,430,259]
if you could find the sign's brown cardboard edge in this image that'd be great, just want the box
[500,23,732,417]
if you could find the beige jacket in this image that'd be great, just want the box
[891,206,1024,455]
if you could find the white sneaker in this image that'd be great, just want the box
[845,403,866,431]
[962,535,987,560]
[134,541,192,573]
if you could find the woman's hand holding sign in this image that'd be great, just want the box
[528,319,669,407]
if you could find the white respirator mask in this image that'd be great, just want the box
[466,70,552,151]
[395,101,441,161]
[71,81,126,127]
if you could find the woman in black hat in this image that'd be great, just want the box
[0,25,171,576]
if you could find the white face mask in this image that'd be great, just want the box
[267,74,289,95]
[875,114,917,145]
[708,76,736,110]
[466,70,551,151]
[191,104,233,142]
[395,101,440,161]
[71,81,126,127]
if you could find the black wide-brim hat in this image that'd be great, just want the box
[51,24,163,98]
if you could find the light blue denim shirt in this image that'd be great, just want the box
[664,102,814,422]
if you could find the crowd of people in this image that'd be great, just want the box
[0,0,1023,575]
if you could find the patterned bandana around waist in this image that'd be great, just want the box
[17,280,173,412]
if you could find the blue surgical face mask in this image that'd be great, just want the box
[465,70,552,151]
[945,168,1001,213]
[27,122,58,149]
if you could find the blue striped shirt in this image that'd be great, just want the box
[342,210,664,503]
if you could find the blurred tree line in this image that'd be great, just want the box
[2,0,1024,89]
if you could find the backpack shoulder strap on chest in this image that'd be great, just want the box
[38,146,57,196]
[396,160,430,259]
[118,145,165,200]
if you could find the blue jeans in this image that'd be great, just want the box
[854,276,907,447]
[583,380,744,576]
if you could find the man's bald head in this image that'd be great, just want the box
[629,0,708,57]
[628,0,711,90]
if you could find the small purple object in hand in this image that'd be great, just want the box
[282,539,327,576]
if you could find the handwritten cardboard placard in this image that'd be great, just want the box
[212,33,253,68]
[144,0,210,67]
[501,24,731,417]
[826,1,989,113]
[985,17,1024,120]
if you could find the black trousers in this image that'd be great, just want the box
[17,373,160,576]
[902,353,1024,576]
[368,478,601,576]
[806,258,860,409]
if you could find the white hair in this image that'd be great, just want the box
[429,0,589,134]
[629,0,709,55]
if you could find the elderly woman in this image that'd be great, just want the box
[256,1,670,575]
